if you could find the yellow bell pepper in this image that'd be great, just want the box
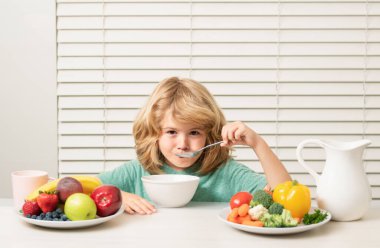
[273,180,311,219]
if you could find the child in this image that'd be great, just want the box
[98,77,291,215]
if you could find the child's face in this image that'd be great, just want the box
[158,112,207,170]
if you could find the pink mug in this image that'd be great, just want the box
[11,170,51,211]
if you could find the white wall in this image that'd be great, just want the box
[0,1,57,197]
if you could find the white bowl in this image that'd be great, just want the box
[141,175,200,208]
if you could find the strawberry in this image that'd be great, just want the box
[22,201,41,217]
[37,191,59,213]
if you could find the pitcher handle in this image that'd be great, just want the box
[296,139,322,182]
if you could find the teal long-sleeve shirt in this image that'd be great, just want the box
[98,158,267,202]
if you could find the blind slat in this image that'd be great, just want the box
[58,16,380,29]
[58,122,380,135]
[58,135,380,149]
[57,82,380,97]
[58,56,380,69]
[57,2,380,16]
[58,95,380,109]
[57,29,380,43]
[58,43,380,56]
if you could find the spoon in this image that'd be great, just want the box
[175,141,224,158]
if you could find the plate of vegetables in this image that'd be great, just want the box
[218,181,331,235]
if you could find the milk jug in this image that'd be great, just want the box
[296,139,372,221]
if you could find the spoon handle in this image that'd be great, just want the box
[199,141,223,151]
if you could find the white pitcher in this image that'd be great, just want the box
[296,139,372,221]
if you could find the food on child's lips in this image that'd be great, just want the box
[229,191,253,209]
[273,180,311,218]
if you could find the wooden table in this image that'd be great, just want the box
[1,199,379,248]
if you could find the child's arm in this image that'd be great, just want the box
[250,135,292,189]
[121,191,156,215]
[221,121,291,189]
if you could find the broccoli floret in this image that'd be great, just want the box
[281,209,298,227]
[268,202,284,215]
[260,213,283,228]
[249,200,260,208]
[253,190,273,209]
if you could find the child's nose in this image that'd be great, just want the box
[176,135,189,150]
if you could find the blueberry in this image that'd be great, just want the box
[26,214,31,218]
[31,215,37,219]
[40,213,45,218]
[56,208,63,214]
[52,212,58,218]
[46,212,52,218]
[36,216,42,220]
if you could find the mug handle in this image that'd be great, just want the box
[296,139,323,182]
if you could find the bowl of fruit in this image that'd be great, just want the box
[18,176,124,229]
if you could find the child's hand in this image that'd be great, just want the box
[121,191,156,215]
[221,121,260,148]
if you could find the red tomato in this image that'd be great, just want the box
[229,192,253,209]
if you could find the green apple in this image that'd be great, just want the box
[64,193,97,221]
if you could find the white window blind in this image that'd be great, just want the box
[57,0,380,200]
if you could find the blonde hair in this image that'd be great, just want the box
[133,77,231,175]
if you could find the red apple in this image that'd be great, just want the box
[90,185,122,217]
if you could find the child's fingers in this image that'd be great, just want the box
[221,125,229,145]
[234,128,250,144]
[127,201,147,215]
[132,198,156,215]
[139,198,157,214]
[124,205,135,215]
[234,128,244,141]
[233,122,249,140]
[222,122,247,146]
[226,124,239,142]
[123,193,156,215]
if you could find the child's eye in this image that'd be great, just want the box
[189,130,200,136]
[166,130,177,135]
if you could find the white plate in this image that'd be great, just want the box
[218,207,331,235]
[18,207,124,229]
